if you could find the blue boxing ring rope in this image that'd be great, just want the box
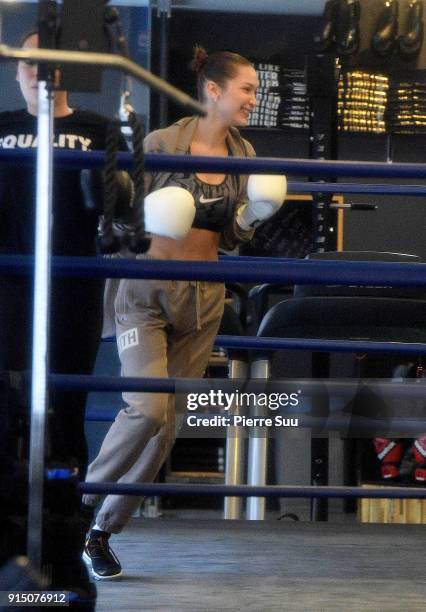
[3,148,426,197]
[1,253,426,286]
[51,373,426,399]
[79,482,426,500]
[2,148,426,178]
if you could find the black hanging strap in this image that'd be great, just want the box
[127,111,150,253]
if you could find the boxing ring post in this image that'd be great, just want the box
[27,81,54,570]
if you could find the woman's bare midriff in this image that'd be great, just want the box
[147,228,221,261]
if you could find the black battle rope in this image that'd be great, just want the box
[101,4,150,253]
[127,111,150,253]
[99,120,121,254]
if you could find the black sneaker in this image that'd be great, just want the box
[82,530,122,580]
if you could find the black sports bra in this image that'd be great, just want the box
[163,172,240,233]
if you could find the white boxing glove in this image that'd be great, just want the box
[144,186,196,240]
[236,174,287,231]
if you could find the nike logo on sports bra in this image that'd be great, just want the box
[199,195,224,204]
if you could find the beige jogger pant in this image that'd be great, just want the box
[83,272,225,533]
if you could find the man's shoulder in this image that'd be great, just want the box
[0,109,31,127]
[61,109,111,129]
[0,109,34,146]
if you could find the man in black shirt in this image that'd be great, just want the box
[0,30,126,599]
[0,31,119,474]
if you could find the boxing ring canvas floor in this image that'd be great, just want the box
[95,516,426,611]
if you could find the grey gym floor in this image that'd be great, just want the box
[94,511,426,612]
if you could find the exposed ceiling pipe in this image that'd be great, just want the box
[2,0,327,15]
[157,1,327,15]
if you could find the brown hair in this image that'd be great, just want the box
[19,27,38,47]
[190,45,253,101]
